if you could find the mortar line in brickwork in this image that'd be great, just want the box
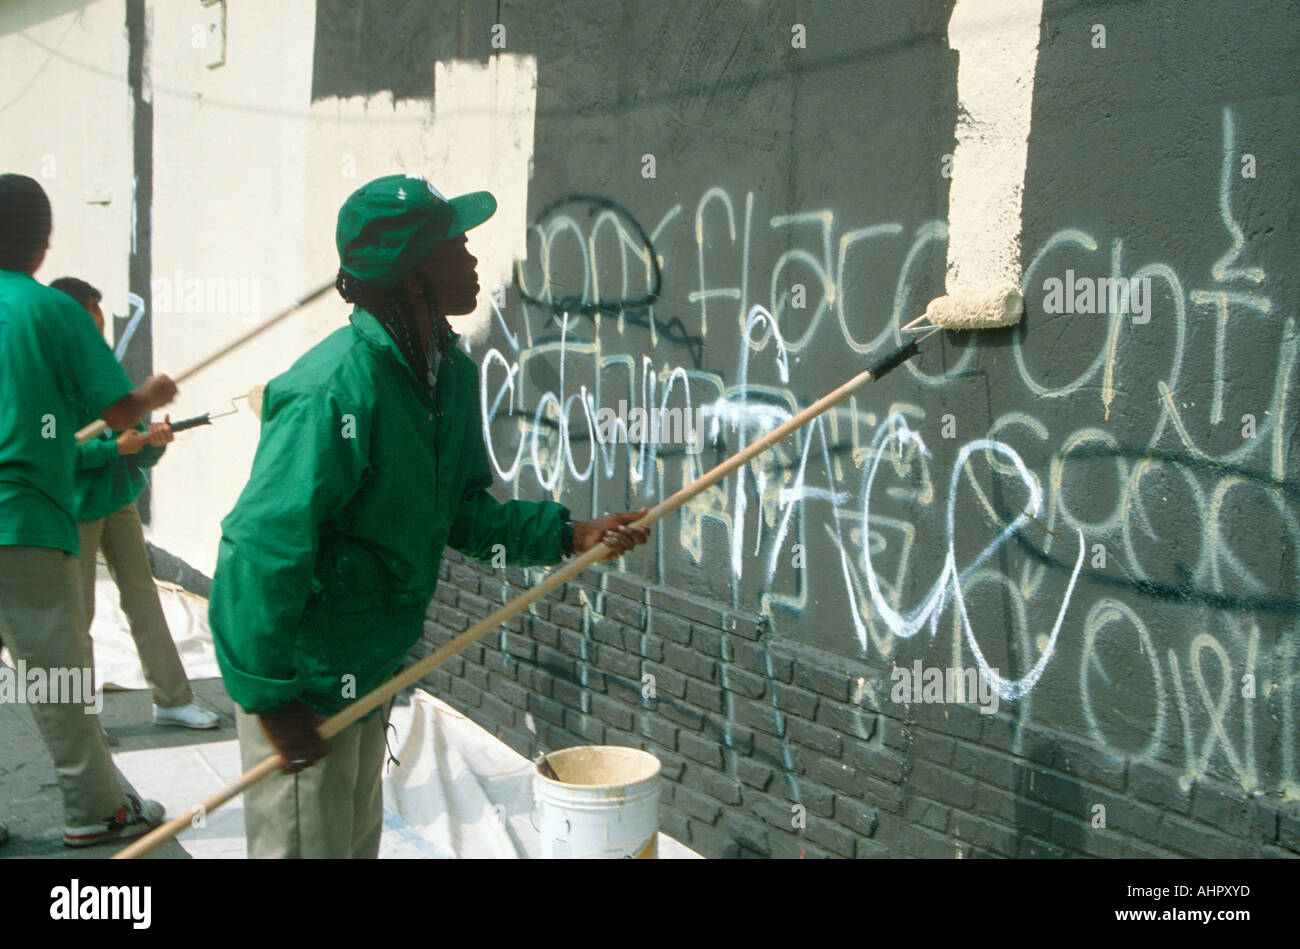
[630,576,652,673]
[578,590,600,704]
[638,600,654,727]
[718,628,742,779]
[759,638,799,801]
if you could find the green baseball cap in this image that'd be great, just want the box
[336,173,496,285]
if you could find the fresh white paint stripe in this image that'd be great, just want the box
[945,0,1044,292]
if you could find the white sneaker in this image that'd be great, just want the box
[63,792,164,848]
[153,701,220,730]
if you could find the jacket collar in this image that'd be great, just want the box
[349,306,460,380]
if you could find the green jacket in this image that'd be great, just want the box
[75,426,165,522]
[209,308,569,715]
[0,270,133,554]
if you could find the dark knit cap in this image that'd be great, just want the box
[0,174,52,272]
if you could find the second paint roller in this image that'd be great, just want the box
[74,282,334,445]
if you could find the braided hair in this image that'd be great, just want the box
[335,268,456,395]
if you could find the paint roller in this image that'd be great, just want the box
[74,282,335,445]
[902,286,1023,332]
[114,284,1023,859]
[246,384,265,420]
[163,386,266,433]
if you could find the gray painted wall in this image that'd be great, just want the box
[318,0,1298,857]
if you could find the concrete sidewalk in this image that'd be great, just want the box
[3,676,699,859]
[0,677,236,859]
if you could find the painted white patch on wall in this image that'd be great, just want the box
[945,0,1044,291]
[431,55,538,345]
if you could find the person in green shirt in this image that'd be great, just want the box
[209,173,649,858]
[50,276,220,732]
[0,174,179,847]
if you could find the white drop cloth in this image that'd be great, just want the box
[114,691,699,858]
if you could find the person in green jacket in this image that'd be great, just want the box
[210,173,649,858]
[51,277,220,732]
[0,174,178,847]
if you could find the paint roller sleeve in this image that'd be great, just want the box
[919,286,1024,330]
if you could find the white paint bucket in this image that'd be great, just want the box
[535,746,661,859]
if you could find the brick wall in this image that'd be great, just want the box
[413,550,1300,859]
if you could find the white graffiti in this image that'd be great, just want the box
[483,106,1296,797]
[859,415,1086,701]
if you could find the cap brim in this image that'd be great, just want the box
[446,191,497,238]
[343,188,498,286]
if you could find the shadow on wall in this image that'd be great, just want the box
[0,0,96,38]
[145,542,213,599]
[312,0,482,101]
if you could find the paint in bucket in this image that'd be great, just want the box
[535,745,661,858]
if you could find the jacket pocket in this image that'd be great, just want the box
[314,531,430,615]
[315,534,391,614]
[295,605,414,699]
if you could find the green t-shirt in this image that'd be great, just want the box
[75,426,166,522]
[0,269,134,554]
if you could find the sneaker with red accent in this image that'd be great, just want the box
[62,793,165,848]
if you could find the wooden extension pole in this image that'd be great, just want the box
[75,281,336,445]
[114,337,923,859]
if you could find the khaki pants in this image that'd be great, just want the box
[0,545,124,827]
[236,705,388,859]
[78,502,192,708]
